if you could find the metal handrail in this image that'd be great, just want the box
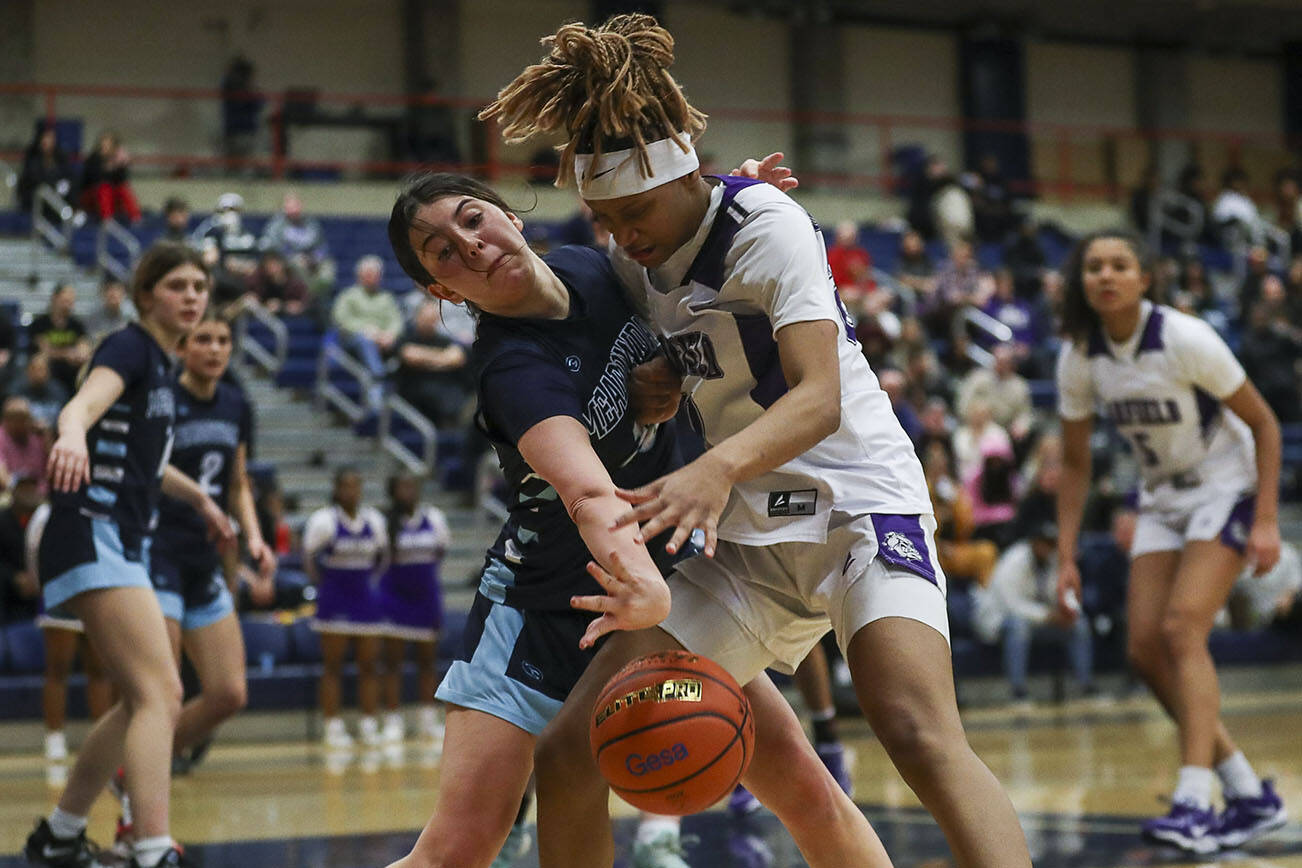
[235,299,289,375]
[959,305,1014,368]
[869,266,919,317]
[95,218,141,282]
[1146,189,1204,253]
[32,183,74,252]
[379,394,437,475]
[316,340,374,423]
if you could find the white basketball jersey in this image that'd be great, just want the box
[1057,301,1255,492]
[610,176,932,545]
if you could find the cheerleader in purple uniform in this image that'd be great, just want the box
[303,467,389,748]
[377,471,451,743]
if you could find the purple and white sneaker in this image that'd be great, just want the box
[816,742,854,797]
[727,784,761,818]
[1141,801,1219,854]
[1214,780,1287,848]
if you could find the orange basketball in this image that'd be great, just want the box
[589,650,755,816]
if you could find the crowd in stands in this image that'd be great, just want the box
[4,132,1302,709]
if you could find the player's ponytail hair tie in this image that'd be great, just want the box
[480,13,707,196]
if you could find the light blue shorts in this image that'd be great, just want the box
[42,515,153,612]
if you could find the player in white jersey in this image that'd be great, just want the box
[1055,230,1286,854]
[482,14,1031,868]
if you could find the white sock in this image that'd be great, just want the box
[133,835,173,866]
[1216,750,1264,799]
[636,815,680,845]
[1173,765,1214,810]
[47,806,87,839]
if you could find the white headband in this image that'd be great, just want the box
[573,132,699,200]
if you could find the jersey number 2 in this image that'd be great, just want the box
[198,450,226,497]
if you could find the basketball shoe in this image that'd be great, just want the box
[727,783,761,818]
[815,742,854,797]
[1213,780,1287,848]
[1141,800,1218,854]
[23,818,99,868]
[128,845,189,867]
[631,830,694,868]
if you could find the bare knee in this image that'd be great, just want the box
[753,722,843,815]
[1160,609,1210,659]
[872,701,962,779]
[204,678,248,721]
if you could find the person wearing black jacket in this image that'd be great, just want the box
[17,123,74,215]
[79,131,141,223]
[0,475,42,624]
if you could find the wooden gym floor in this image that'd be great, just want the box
[2,679,1300,867]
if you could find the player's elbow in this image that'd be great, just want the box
[565,487,617,526]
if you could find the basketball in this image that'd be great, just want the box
[589,650,755,816]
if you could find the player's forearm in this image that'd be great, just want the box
[702,378,839,487]
[569,492,667,583]
[1056,467,1089,562]
[232,473,265,550]
[161,465,208,510]
[1249,414,1282,524]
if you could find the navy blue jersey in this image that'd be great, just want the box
[51,323,175,549]
[154,378,252,563]
[474,245,682,610]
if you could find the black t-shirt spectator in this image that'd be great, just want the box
[394,324,470,427]
[29,313,88,390]
[0,505,39,624]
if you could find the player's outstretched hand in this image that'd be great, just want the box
[572,550,672,649]
[1246,521,1281,576]
[630,355,682,425]
[48,430,90,493]
[1055,560,1083,625]
[612,456,730,558]
[730,152,799,192]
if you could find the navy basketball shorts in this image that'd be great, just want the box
[40,508,152,612]
[151,547,235,632]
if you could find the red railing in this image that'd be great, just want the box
[1,81,1296,201]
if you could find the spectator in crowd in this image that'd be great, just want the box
[952,396,1011,480]
[965,435,1021,548]
[878,368,922,445]
[974,521,1096,704]
[1273,169,1302,255]
[332,255,403,400]
[29,284,90,392]
[970,153,1019,243]
[1002,221,1047,298]
[260,192,331,272]
[1129,165,1160,235]
[1013,433,1063,542]
[256,481,295,557]
[921,237,982,339]
[1239,299,1302,423]
[1229,541,1302,633]
[923,439,998,589]
[0,473,42,624]
[957,343,1034,454]
[196,192,261,276]
[894,228,936,296]
[160,197,193,246]
[981,269,1048,367]
[0,397,48,494]
[1238,245,1272,317]
[1285,254,1302,327]
[900,342,950,405]
[394,300,470,428]
[1212,167,1260,248]
[405,77,461,166]
[13,353,67,430]
[1176,163,1215,246]
[247,250,310,316]
[78,130,141,224]
[83,276,136,341]
[201,244,254,321]
[826,221,873,294]
[0,312,15,395]
[221,55,264,166]
[908,155,974,247]
[17,122,74,215]
[916,396,955,465]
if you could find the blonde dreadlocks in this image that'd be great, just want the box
[479,13,708,189]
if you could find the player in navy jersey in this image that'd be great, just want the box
[303,467,390,748]
[485,14,1031,868]
[1055,231,1286,853]
[26,242,234,868]
[383,172,885,868]
[377,471,451,744]
[153,315,276,767]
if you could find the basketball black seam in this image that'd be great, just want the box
[597,711,747,795]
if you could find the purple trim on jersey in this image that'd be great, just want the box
[732,313,790,409]
[1137,306,1165,353]
[1218,496,1255,553]
[682,175,762,291]
[1193,386,1221,442]
[870,514,939,587]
